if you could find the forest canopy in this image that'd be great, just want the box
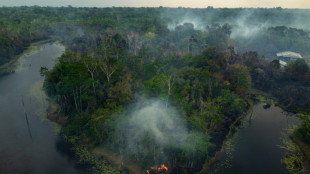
[1,6,310,174]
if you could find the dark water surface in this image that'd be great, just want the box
[0,43,90,174]
[208,104,301,174]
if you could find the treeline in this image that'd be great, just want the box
[2,6,310,66]
[0,7,54,65]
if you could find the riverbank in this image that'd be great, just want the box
[0,38,55,76]
[197,98,253,174]
[250,88,298,113]
[251,89,310,168]
[197,89,295,173]
[46,99,120,174]
[291,130,310,168]
[0,42,90,174]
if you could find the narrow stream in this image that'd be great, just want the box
[0,43,90,174]
[207,103,301,174]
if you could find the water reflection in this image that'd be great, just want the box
[208,103,301,174]
[0,43,90,174]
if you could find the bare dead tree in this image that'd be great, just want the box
[82,55,97,95]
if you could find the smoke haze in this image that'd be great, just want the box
[118,100,189,151]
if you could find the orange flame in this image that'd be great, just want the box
[160,164,168,172]
[146,164,168,173]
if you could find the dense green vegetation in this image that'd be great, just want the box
[295,107,310,145]
[42,43,249,173]
[1,6,310,173]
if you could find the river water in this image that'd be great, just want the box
[208,103,302,174]
[0,43,90,174]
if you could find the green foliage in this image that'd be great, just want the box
[40,66,48,76]
[189,115,206,132]
[74,145,120,174]
[200,101,222,128]
[144,74,170,96]
[279,139,304,174]
[225,64,251,96]
[182,131,212,162]
[108,73,133,105]
[295,106,310,145]
[0,36,20,65]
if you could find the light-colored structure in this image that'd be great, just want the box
[279,60,287,67]
[277,51,303,62]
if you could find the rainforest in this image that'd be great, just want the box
[1,6,310,174]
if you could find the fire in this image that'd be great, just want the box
[146,164,168,174]
[160,164,168,172]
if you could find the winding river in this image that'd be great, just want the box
[0,43,90,174]
[207,103,302,174]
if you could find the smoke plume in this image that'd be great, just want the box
[119,99,189,152]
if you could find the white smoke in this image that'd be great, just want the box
[228,9,267,39]
[124,99,188,149]
[167,15,206,31]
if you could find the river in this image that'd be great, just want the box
[0,43,90,174]
[207,103,303,174]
